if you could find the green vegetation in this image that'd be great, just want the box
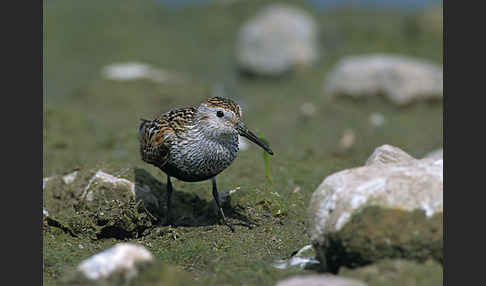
[43,0,442,285]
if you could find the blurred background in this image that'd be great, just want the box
[43,0,442,178]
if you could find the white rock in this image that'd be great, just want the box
[82,170,135,201]
[102,62,151,81]
[369,112,385,127]
[43,208,49,217]
[365,144,415,166]
[275,274,367,286]
[273,257,319,270]
[77,243,153,280]
[324,54,443,105]
[82,170,159,208]
[272,245,319,270]
[62,171,78,185]
[338,129,356,150]
[300,102,317,116]
[43,177,52,190]
[101,62,183,83]
[309,145,443,245]
[236,3,319,76]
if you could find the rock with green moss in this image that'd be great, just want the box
[325,206,442,272]
[81,170,159,210]
[339,259,443,286]
[308,145,443,272]
[43,168,160,239]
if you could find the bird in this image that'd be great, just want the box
[138,96,274,231]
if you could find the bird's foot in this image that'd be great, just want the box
[221,217,254,232]
[224,220,235,232]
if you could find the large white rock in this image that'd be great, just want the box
[324,54,443,105]
[77,243,153,280]
[236,3,319,76]
[309,144,443,245]
[275,274,367,286]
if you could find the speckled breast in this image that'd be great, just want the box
[161,134,239,182]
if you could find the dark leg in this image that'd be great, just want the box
[211,177,235,232]
[166,175,173,225]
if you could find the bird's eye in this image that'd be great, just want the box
[216,111,224,118]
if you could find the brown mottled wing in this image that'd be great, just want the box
[138,107,196,168]
[139,119,171,168]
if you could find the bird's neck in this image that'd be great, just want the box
[187,126,238,155]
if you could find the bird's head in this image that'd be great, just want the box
[197,97,273,155]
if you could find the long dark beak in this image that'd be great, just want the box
[236,122,274,155]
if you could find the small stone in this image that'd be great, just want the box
[82,170,159,209]
[294,244,315,258]
[369,112,385,127]
[272,245,319,270]
[275,274,367,286]
[338,129,356,150]
[62,171,78,185]
[324,54,442,105]
[102,62,151,81]
[236,3,319,76]
[101,62,183,83]
[300,102,317,116]
[43,177,52,190]
[77,243,153,280]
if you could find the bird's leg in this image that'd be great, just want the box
[166,175,173,226]
[211,177,235,232]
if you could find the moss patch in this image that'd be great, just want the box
[322,206,442,273]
